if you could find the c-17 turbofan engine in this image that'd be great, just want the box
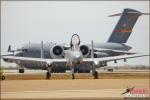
[80,45,90,58]
[50,44,64,58]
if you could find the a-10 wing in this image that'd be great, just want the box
[83,54,148,62]
[2,53,149,67]
[2,56,67,66]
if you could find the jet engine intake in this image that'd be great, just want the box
[80,45,90,57]
[3,58,13,63]
[50,45,64,58]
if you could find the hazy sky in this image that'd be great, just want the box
[1,1,149,66]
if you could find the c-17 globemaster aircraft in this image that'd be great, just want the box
[2,34,149,79]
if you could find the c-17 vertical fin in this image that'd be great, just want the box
[107,8,149,43]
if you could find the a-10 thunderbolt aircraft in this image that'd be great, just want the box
[2,34,149,79]
[2,8,149,79]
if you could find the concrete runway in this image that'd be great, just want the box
[1,70,149,99]
[3,69,149,80]
[1,79,149,99]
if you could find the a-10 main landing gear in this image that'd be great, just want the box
[92,65,99,79]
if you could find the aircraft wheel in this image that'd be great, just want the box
[46,72,51,79]
[72,74,75,79]
[19,69,24,73]
[1,75,5,80]
[94,71,98,79]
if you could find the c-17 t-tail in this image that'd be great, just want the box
[90,8,149,58]
[107,8,149,43]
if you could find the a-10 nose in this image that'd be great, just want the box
[72,52,83,64]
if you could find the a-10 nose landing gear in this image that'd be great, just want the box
[46,64,52,79]
[71,66,75,79]
[46,71,51,79]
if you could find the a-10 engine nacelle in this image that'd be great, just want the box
[80,45,90,58]
[94,52,109,58]
[50,44,64,58]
